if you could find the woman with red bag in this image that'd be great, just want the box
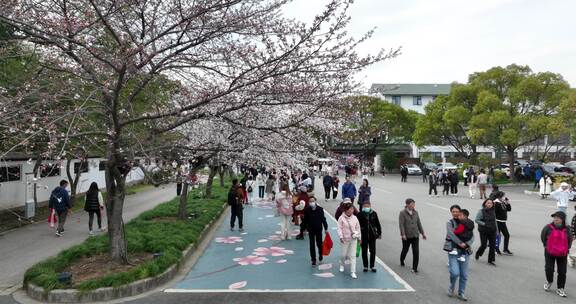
[357,201,382,273]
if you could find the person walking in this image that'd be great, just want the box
[357,201,382,272]
[468,171,478,199]
[542,211,573,298]
[302,197,329,266]
[399,198,427,273]
[441,171,450,196]
[550,182,574,214]
[322,173,333,202]
[422,166,429,183]
[341,176,357,203]
[228,179,245,231]
[428,169,439,197]
[357,179,371,207]
[449,169,459,196]
[276,184,294,240]
[400,165,408,183]
[337,202,361,279]
[446,204,473,301]
[534,167,543,189]
[475,199,497,266]
[49,180,71,237]
[256,173,266,201]
[246,175,255,205]
[331,174,340,200]
[493,191,513,255]
[463,168,469,187]
[84,182,105,236]
[478,169,488,199]
[265,174,276,201]
[539,174,553,199]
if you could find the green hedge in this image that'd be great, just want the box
[24,182,229,292]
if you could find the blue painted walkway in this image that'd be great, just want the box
[168,199,412,292]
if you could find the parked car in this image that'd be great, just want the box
[422,162,438,171]
[437,162,458,171]
[406,164,422,175]
[565,161,576,171]
[541,163,574,177]
[515,159,530,167]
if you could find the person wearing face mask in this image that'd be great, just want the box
[302,197,328,266]
[542,211,573,298]
[337,202,361,279]
[357,201,382,272]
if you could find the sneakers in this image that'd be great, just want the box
[239,228,244,232]
[449,249,459,256]
[447,289,455,298]
[55,231,62,237]
[339,265,345,272]
[89,230,94,236]
[457,294,468,301]
[351,272,357,279]
[311,261,317,267]
[457,256,466,262]
[496,249,502,255]
[557,289,567,297]
[544,282,552,291]
[371,268,377,273]
[503,250,514,256]
[363,268,368,272]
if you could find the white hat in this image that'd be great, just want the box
[560,182,569,187]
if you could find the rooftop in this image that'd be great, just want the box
[370,83,452,96]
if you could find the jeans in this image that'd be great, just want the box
[545,252,567,289]
[476,229,496,263]
[496,221,510,252]
[429,184,437,195]
[340,240,357,273]
[56,209,68,233]
[309,230,323,262]
[88,210,102,231]
[448,253,469,296]
[230,205,243,229]
[400,237,420,271]
[324,186,331,200]
[258,186,265,199]
[361,238,376,268]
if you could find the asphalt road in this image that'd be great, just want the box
[3,175,574,304]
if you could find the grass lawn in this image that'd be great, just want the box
[23,181,229,292]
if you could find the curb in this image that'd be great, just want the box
[25,203,227,303]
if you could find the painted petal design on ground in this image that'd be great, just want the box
[276,259,287,264]
[318,263,332,270]
[275,231,282,234]
[265,215,274,218]
[253,247,294,257]
[215,236,244,244]
[234,247,244,252]
[257,239,268,243]
[268,235,282,241]
[257,217,264,220]
[228,281,247,290]
[233,255,269,266]
[240,232,248,235]
[313,272,335,278]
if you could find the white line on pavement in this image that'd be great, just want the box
[164,288,412,293]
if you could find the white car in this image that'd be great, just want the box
[437,162,457,171]
[564,161,576,171]
[406,164,422,175]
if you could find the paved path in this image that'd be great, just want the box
[166,199,411,293]
[0,184,177,296]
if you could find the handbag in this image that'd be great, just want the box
[356,240,361,257]
[322,232,333,256]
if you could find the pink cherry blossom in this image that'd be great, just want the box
[215,236,243,244]
[252,246,294,257]
[233,255,269,266]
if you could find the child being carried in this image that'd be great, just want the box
[449,209,475,262]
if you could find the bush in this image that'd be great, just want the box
[24,182,229,292]
[380,150,397,171]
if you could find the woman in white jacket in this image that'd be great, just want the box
[539,175,553,199]
[337,202,361,279]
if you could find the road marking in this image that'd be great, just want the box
[425,203,450,211]
[164,288,412,293]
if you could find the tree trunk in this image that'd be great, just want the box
[65,158,82,207]
[205,166,217,198]
[105,145,129,264]
[218,166,225,187]
[178,182,189,220]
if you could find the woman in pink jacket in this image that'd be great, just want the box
[337,202,361,279]
[276,184,294,240]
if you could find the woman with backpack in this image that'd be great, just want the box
[541,211,573,298]
[84,182,105,236]
[245,175,255,205]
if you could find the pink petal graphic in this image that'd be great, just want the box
[233,255,269,266]
[268,235,282,241]
[228,281,247,290]
[215,236,244,244]
[276,259,287,264]
[253,247,294,257]
[318,263,332,270]
[314,272,335,278]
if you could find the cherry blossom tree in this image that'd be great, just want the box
[0,0,397,263]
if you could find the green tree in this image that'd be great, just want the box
[468,64,571,181]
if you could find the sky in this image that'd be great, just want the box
[282,0,576,90]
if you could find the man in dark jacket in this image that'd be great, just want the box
[449,169,459,196]
[302,197,328,266]
[49,180,71,236]
[358,201,382,272]
[428,170,438,197]
[322,174,333,202]
[228,179,245,231]
[475,200,497,265]
[399,198,427,273]
[493,191,513,255]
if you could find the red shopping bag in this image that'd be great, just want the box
[47,208,56,228]
[322,231,333,256]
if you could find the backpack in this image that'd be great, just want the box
[228,188,241,206]
[546,224,569,257]
[49,188,65,210]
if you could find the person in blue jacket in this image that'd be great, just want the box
[48,180,71,237]
[342,176,357,203]
[534,167,543,189]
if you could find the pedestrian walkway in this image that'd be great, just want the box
[166,199,413,293]
[0,185,177,295]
